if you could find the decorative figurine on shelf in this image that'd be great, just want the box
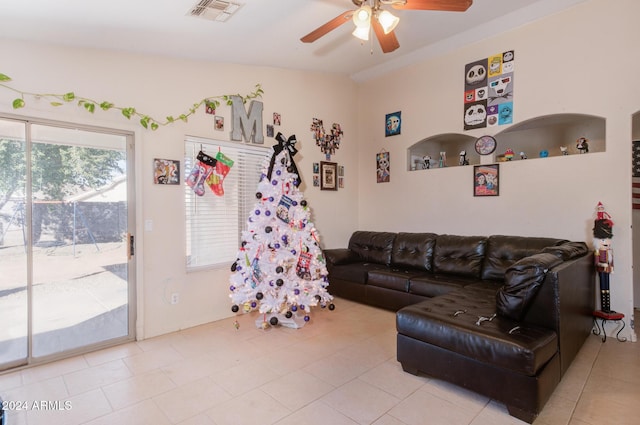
[439,152,446,168]
[540,150,549,158]
[423,155,431,169]
[504,148,514,161]
[593,202,614,313]
[459,150,469,166]
[560,146,568,155]
[519,151,527,160]
[577,137,589,154]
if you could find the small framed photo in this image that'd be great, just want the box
[313,175,320,187]
[154,158,180,185]
[214,116,224,131]
[313,162,320,174]
[320,161,338,191]
[473,164,499,196]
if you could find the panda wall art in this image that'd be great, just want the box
[464,50,514,130]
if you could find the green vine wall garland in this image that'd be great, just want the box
[0,72,263,131]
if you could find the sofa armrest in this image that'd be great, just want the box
[521,253,595,375]
[324,248,359,266]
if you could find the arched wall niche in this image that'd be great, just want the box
[407,113,606,171]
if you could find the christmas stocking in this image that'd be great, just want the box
[207,151,234,196]
[187,151,216,196]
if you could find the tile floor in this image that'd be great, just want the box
[0,299,638,425]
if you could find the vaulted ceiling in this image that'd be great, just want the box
[0,0,586,82]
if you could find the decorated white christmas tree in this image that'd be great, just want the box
[229,133,334,328]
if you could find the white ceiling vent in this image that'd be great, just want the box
[187,0,242,22]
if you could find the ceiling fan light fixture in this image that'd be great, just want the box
[377,10,399,34]
[352,25,370,41]
[352,5,372,27]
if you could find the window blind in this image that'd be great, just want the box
[185,137,270,270]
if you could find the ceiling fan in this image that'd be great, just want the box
[300,0,473,53]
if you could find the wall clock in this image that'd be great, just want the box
[475,135,497,155]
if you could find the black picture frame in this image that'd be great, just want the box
[320,161,338,191]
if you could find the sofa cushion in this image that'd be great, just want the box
[324,248,359,266]
[481,235,568,281]
[396,286,558,376]
[409,274,482,298]
[368,269,430,292]
[328,262,387,284]
[391,232,438,271]
[541,242,589,261]
[433,235,487,278]
[348,231,396,265]
[496,253,563,321]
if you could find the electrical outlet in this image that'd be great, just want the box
[170,292,179,304]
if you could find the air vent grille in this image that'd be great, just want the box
[188,0,242,22]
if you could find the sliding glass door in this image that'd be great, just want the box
[0,117,135,370]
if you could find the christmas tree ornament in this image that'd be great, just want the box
[229,133,333,329]
[231,304,239,313]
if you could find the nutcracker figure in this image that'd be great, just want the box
[593,202,614,312]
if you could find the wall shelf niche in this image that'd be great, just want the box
[408,113,606,171]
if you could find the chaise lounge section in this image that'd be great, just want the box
[324,231,595,423]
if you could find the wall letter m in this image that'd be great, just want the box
[230,95,264,144]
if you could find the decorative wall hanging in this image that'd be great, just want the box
[385,111,401,137]
[153,159,180,185]
[266,125,274,138]
[320,161,338,191]
[474,135,497,155]
[376,150,390,183]
[473,164,499,197]
[0,72,262,131]
[310,118,343,160]
[230,96,264,144]
[464,51,514,130]
[185,150,234,196]
[273,112,281,126]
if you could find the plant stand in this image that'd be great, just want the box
[592,310,626,342]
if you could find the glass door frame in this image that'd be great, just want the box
[0,113,137,371]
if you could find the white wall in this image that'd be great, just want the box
[1,0,637,342]
[0,40,359,338]
[356,0,639,340]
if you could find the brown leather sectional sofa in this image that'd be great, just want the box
[323,231,595,423]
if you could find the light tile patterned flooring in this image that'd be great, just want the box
[0,299,638,425]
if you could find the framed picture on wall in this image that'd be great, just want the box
[153,158,180,185]
[320,161,338,191]
[473,164,499,196]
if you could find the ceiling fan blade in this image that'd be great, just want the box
[300,10,355,43]
[371,18,400,53]
[392,0,473,12]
